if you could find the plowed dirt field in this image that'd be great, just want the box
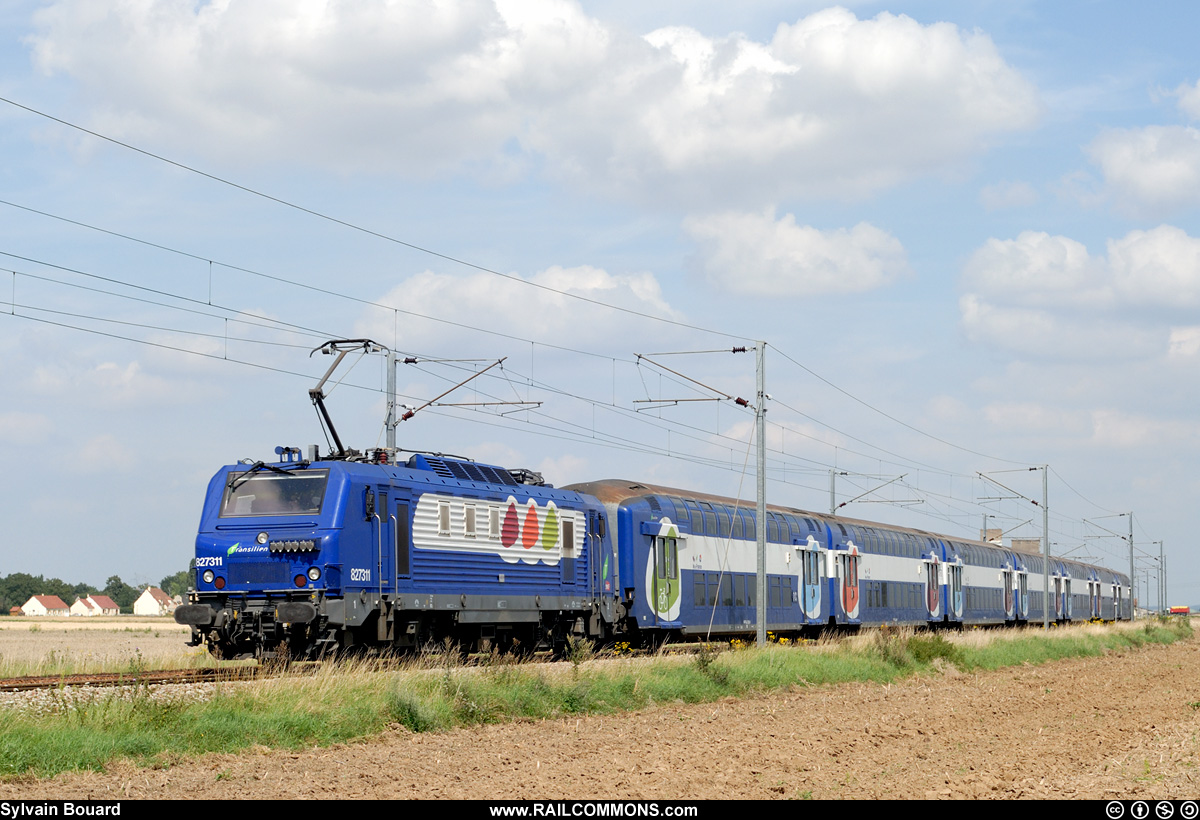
[4,637,1198,800]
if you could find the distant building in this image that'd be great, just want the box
[9,606,23,617]
[1010,538,1042,555]
[70,597,97,617]
[88,595,120,616]
[21,595,70,617]
[69,595,121,616]
[132,586,175,616]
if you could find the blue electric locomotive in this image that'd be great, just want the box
[175,451,618,658]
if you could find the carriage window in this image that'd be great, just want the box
[717,507,731,538]
[489,507,501,539]
[438,501,451,536]
[464,504,477,538]
[671,498,690,527]
[220,469,329,517]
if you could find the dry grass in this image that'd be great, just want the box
[0,616,204,676]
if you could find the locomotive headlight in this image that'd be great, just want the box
[256,532,269,545]
[307,566,321,582]
[202,569,215,584]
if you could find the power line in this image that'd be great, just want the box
[0,103,1142,537]
[0,96,746,342]
[771,344,1029,466]
[2,194,1054,492]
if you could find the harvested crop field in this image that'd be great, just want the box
[2,629,1198,800]
[0,617,196,674]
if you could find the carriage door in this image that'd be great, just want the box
[948,563,964,619]
[1003,568,1016,620]
[925,555,940,619]
[1018,571,1029,619]
[652,533,679,626]
[1064,578,1073,619]
[1053,576,1063,619]
[591,511,615,622]
[838,548,860,620]
[799,538,822,620]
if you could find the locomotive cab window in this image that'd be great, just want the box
[220,469,329,517]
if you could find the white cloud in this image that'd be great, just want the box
[29,358,201,408]
[536,452,589,484]
[979,403,1200,450]
[1171,78,1200,120]
[962,231,1106,308]
[77,433,135,472]
[1090,409,1200,449]
[0,412,53,445]
[979,180,1038,211]
[28,1,1038,205]
[983,402,1088,436]
[960,226,1200,361]
[958,295,1158,361]
[1086,126,1200,215]
[924,394,970,424]
[1106,226,1200,308]
[684,210,909,296]
[1168,326,1200,357]
[356,264,679,354]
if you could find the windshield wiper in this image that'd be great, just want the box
[228,460,309,492]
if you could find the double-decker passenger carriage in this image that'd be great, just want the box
[175,340,1133,658]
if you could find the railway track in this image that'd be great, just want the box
[0,665,272,693]
[0,640,724,693]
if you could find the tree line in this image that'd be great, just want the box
[0,564,193,614]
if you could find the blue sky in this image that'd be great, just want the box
[0,1,1195,607]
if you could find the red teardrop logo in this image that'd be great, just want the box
[501,502,519,548]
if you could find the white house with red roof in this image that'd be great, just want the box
[87,594,120,616]
[70,597,97,616]
[20,595,70,616]
[132,586,176,616]
[68,594,121,616]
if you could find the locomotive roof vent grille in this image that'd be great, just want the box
[420,457,456,478]
[410,454,519,486]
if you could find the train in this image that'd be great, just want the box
[175,448,1132,660]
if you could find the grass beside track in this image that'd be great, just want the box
[0,618,1191,779]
